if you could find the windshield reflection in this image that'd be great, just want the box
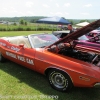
[30,34,58,48]
[78,35,89,41]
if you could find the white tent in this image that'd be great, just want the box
[76,22,90,27]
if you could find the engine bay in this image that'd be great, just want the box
[48,43,100,67]
[59,47,100,66]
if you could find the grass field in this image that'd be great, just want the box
[0,31,100,100]
[0,31,52,37]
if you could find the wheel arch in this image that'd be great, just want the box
[44,67,74,85]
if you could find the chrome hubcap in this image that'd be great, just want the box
[50,72,68,88]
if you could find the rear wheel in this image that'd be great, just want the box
[48,69,73,92]
[0,52,6,62]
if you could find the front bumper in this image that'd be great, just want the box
[94,83,100,88]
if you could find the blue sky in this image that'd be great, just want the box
[0,0,100,19]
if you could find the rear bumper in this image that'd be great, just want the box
[94,83,100,88]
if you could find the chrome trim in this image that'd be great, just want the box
[28,35,34,48]
[79,76,90,81]
[28,34,49,48]
[94,83,100,88]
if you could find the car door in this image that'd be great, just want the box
[15,46,36,70]
[4,40,36,70]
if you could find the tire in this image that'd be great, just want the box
[0,52,6,62]
[48,69,73,92]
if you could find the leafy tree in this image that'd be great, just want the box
[13,22,17,26]
[19,19,28,25]
[19,19,24,25]
[25,21,27,25]
[79,20,89,23]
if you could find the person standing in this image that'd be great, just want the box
[67,24,74,33]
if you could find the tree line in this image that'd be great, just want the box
[0,16,97,31]
[0,16,96,24]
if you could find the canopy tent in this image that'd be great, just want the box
[76,22,90,27]
[36,16,71,25]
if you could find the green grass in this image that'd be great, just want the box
[0,31,100,100]
[0,62,100,100]
[0,31,51,37]
[0,23,58,31]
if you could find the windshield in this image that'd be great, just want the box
[30,34,58,48]
[78,35,89,41]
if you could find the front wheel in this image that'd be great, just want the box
[48,69,73,92]
[0,52,6,62]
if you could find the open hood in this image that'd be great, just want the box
[47,19,100,68]
[48,19,100,47]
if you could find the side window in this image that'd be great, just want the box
[61,33,68,38]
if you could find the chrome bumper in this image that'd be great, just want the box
[94,83,100,88]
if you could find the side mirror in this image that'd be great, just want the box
[48,45,58,53]
[19,44,24,48]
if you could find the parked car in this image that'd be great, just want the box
[52,31,70,38]
[52,30,100,48]
[0,19,100,92]
[88,27,100,38]
[52,30,89,40]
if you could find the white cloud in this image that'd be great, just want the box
[0,0,99,19]
[64,12,69,15]
[42,4,49,8]
[1,8,8,12]
[81,12,90,15]
[50,12,54,15]
[84,4,92,7]
[49,12,63,17]
[64,3,70,7]
[1,7,18,13]
[27,11,35,15]
[56,3,59,7]
[25,1,34,8]
[55,12,63,15]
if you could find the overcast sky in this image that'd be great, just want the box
[0,0,100,19]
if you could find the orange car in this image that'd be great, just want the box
[0,19,100,92]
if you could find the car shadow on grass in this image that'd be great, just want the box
[0,61,100,100]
